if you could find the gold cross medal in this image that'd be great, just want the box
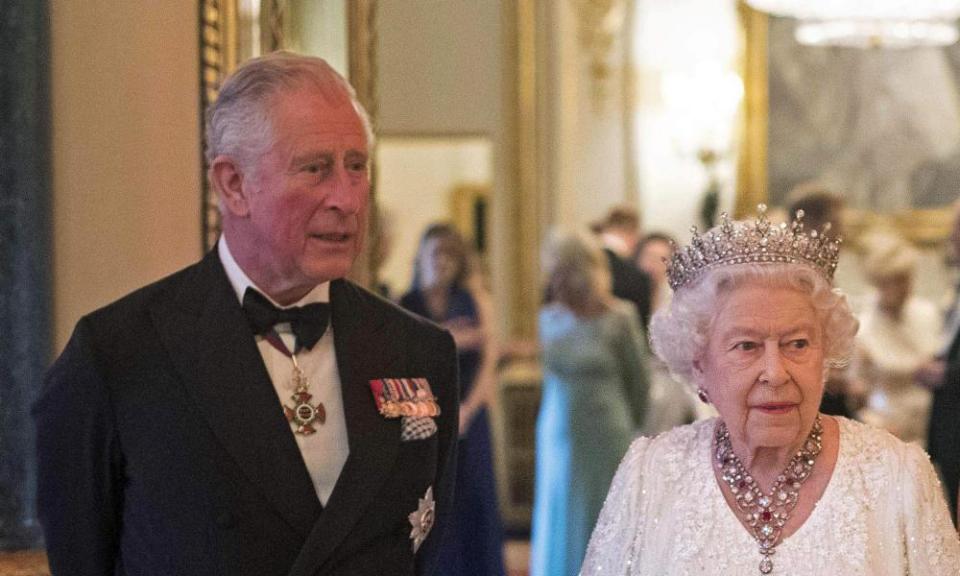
[283,357,325,435]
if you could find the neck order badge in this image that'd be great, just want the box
[265,332,326,435]
[242,288,329,435]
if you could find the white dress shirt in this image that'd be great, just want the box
[219,236,349,505]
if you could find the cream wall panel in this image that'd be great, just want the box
[51,0,201,352]
[546,0,630,236]
[376,1,519,334]
[633,0,743,239]
[377,0,502,135]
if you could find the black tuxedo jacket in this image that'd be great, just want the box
[929,321,960,523]
[34,250,459,575]
[603,248,652,328]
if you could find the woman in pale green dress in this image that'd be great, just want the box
[531,232,650,576]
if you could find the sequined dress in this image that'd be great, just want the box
[580,417,960,576]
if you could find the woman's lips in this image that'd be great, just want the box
[754,403,797,414]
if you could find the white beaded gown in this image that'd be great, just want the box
[580,417,960,576]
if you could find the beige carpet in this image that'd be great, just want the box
[505,540,530,576]
[0,545,530,576]
[0,551,49,576]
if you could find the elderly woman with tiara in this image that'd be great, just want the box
[580,207,959,575]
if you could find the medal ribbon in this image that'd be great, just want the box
[262,329,295,358]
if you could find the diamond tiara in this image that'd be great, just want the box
[666,204,841,291]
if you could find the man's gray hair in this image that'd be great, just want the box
[204,51,374,169]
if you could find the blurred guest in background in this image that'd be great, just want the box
[787,182,856,419]
[854,231,940,446]
[786,181,845,239]
[590,205,653,327]
[635,232,698,434]
[532,231,649,576]
[634,232,675,314]
[918,198,960,526]
[401,224,505,576]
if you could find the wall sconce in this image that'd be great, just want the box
[572,0,626,111]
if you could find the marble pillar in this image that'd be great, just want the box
[0,0,50,549]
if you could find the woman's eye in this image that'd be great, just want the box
[788,339,809,350]
[733,341,758,352]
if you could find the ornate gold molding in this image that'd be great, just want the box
[514,0,540,340]
[348,0,378,287]
[620,0,638,206]
[450,184,490,252]
[735,0,768,220]
[199,0,239,251]
[845,207,956,248]
[261,0,288,52]
[571,0,625,111]
[348,0,377,120]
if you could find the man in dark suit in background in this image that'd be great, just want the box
[918,198,960,527]
[786,183,857,420]
[34,52,459,575]
[591,205,652,327]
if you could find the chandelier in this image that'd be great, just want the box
[744,1,960,47]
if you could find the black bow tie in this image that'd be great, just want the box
[242,288,330,352]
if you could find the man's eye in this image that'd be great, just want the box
[305,163,326,174]
[347,160,368,172]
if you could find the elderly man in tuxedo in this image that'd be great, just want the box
[34,52,459,575]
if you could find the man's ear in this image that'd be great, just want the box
[209,155,251,217]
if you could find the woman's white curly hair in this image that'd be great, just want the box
[649,262,859,390]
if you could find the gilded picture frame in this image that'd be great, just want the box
[736,2,957,246]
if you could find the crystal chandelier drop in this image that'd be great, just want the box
[745,1,960,47]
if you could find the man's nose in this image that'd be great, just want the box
[325,167,367,214]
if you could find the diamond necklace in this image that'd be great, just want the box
[714,415,823,575]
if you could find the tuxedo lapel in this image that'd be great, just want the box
[288,280,404,576]
[151,251,321,538]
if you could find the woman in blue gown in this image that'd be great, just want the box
[532,232,650,576]
[400,223,505,576]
